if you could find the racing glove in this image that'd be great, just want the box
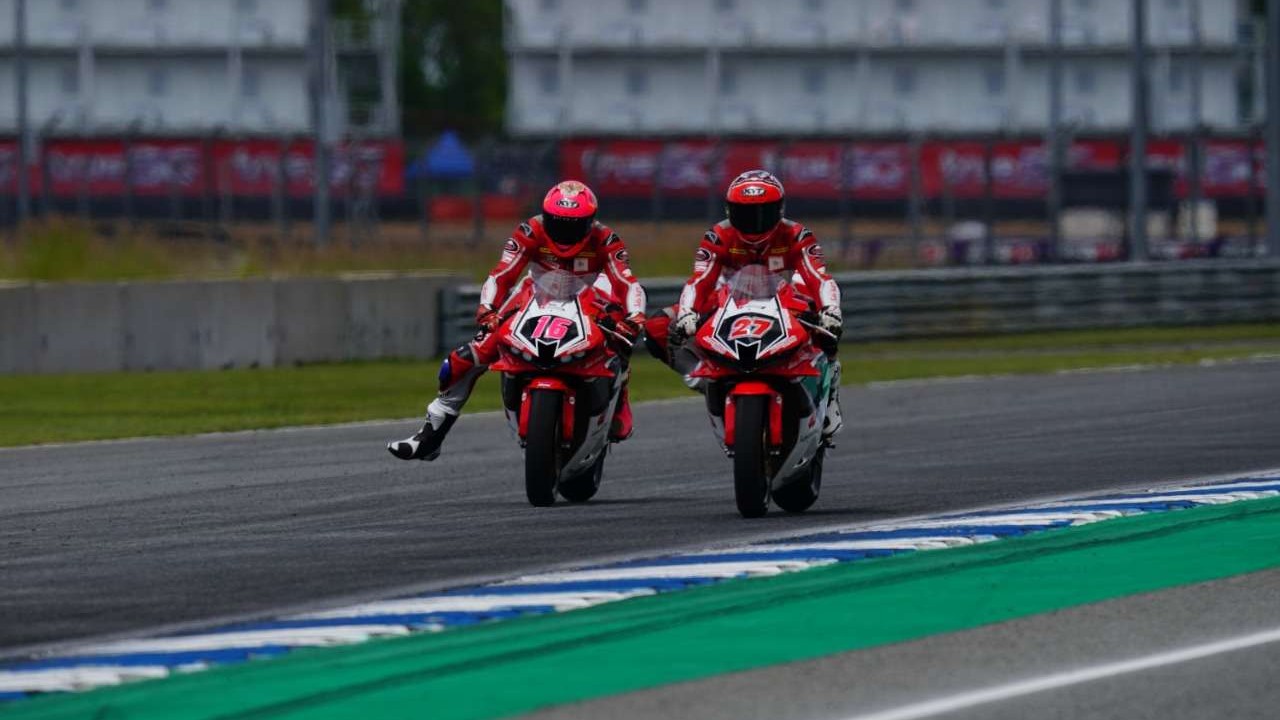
[817,307,843,355]
[475,305,501,333]
[616,312,646,344]
[671,311,700,344]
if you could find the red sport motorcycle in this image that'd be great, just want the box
[490,270,630,507]
[687,265,836,518]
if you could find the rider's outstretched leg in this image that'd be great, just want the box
[609,360,634,441]
[822,357,843,443]
[387,342,488,461]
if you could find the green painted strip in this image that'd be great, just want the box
[9,497,1280,720]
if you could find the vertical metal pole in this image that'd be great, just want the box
[839,143,853,246]
[1129,0,1149,261]
[908,135,924,264]
[15,0,31,229]
[309,0,331,246]
[1047,0,1063,263]
[983,138,996,264]
[1186,0,1203,245]
[1267,0,1280,257]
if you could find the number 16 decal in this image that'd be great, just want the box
[532,315,573,340]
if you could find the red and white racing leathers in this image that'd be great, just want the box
[647,219,840,360]
[427,216,646,442]
[645,218,844,438]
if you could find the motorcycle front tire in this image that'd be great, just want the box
[733,394,771,518]
[525,389,562,507]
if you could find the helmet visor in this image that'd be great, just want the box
[727,201,783,236]
[542,214,595,245]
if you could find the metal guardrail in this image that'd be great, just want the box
[439,260,1280,351]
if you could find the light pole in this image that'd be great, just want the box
[1267,0,1280,257]
[1129,0,1149,261]
[309,0,332,246]
[15,0,31,229]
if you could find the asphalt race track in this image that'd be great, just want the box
[3,360,1280,666]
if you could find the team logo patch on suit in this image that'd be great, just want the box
[615,249,630,264]
[768,256,785,271]
[574,257,589,272]
[695,247,713,263]
[806,245,824,259]
[503,239,519,254]
[556,198,579,209]
[740,186,767,197]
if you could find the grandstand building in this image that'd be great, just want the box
[0,0,399,137]
[505,0,1254,136]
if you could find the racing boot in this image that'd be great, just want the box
[387,405,458,461]
[822,359,843,444]
[609,385,634,442]
[387,345,486,461]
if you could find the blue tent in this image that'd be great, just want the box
[407,130,474,180]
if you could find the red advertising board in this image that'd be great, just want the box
[0,138,404,197]
[560,138,1267,201]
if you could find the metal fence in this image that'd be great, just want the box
[440,260,1280,351]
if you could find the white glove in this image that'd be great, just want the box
[819,307,843,339]
[672,311,700,341]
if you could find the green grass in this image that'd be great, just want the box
[2,324,1279,448]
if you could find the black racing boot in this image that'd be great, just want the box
[387,412,458,461]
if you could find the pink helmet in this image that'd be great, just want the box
[541,180,599,247]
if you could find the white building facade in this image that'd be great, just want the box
[505,0,1252,136]
[0,0,399,137]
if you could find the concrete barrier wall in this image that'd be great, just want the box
[0,273,461,375]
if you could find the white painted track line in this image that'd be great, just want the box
[839,625,1280,720]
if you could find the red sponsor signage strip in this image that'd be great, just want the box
[0,138,404,197]
[560,138,1267,201]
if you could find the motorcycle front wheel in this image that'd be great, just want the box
[732,394,771,518]
[524,389,562,507]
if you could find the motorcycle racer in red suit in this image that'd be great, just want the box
[645,169,844,440]
[389,180,647,461]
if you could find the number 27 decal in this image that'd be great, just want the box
[728,317,772,340]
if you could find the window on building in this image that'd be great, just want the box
[242,66,261,98]
[59,64,79,95]
[1169,64,1186,93]
[539,66,559,94]
[147,67,168,97]
[720,67,737,95]
[1074,66,1096,94]
[893,66,916,96]
[803,66,826,95]
[984,65,1004,96]
[625,67,649,96]
[627,0,646,13]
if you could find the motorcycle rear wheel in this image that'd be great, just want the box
[524,389,562,507]
[733,394,771,518]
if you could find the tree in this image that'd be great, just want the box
[401,0,507,138]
